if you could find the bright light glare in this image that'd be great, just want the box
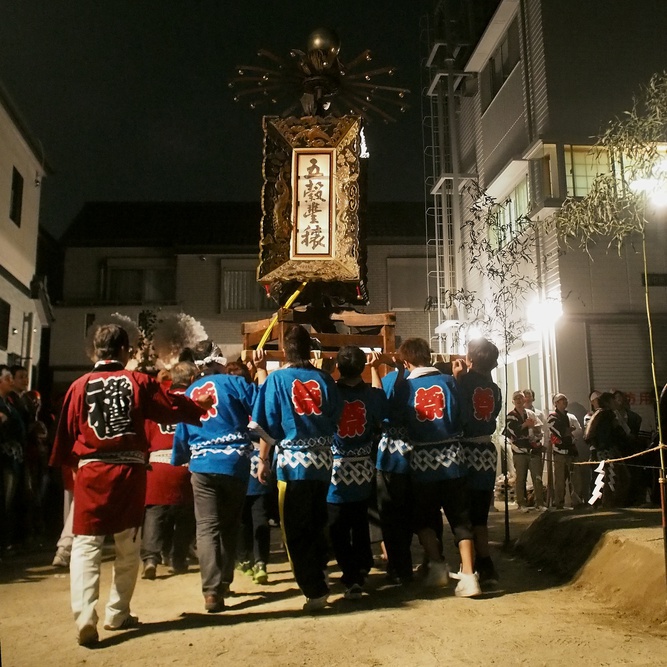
[434,319,461,334]
[467,325,483,341]
[521,329,541,342]
[650,190,667,207]
[655,157,667,174]
[629,167,667,207]
[629,178,654,192]
[360,128,370,158]
[527,298,562,328]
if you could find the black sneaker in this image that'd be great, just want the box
[170,561,188,575]
[475,556,499,587]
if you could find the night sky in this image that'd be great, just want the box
[0,1,431,238]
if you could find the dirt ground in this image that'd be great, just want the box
[1,505,666,667]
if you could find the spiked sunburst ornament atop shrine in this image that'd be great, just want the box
[231,29,410,310]
[229,28,410,122]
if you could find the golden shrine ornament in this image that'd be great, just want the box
[258,114,362,285]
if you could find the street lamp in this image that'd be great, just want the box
[526,295,562,506]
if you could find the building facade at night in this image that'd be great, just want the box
[48,201,429,395]
[425,0,667,426]
[0,81,51,377]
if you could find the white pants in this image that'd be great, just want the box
[70,527,141,630]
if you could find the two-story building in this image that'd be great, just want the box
[425,0,667,426]
[0,81,51,378]
[49,200,428,395]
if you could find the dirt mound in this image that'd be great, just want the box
[515,507,666,625]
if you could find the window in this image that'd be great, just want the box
[104,259,176,304]
[564,145,611,197]
[221,269,271,311]
[84,313,96,336]
[9,167,23,227]
[387,257,428,311]
[490,176,530,248]
[481,18,520,111]
[496,350,543,409]
[0,298,9,350]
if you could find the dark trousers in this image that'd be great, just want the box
[413,476,474,544]
[469,488,494,527]
[238,493,270,565]
[191,472,247,596]
[327,499,373,587]
[0,458,22,549]
[278,479,329,599]
[141,503,196,567]
[376,471,413,579]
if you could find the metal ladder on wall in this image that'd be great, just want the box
[420,5,462,354]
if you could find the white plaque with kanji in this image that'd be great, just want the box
[292,149,333,258]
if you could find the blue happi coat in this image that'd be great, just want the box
[328,381,387,504]
[376,370,412,474]
[391,367,464,482]
[172,373,257,481]
[250,366,342,482]
[458,370,502,490]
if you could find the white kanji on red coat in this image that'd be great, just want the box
[86,376,134,439]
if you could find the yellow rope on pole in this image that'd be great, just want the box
[257,281,308,350]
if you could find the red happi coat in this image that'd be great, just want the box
[50,363,204,535]
[144,418,193,506]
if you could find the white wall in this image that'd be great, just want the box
[0,276,42,368]
[0,95,45,374]
[0,102,43,289]
[559,226,667,316]
[553,318,591,411]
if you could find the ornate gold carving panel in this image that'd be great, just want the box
[258,115,362,284]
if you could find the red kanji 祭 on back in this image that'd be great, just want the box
[337,399,367,438]
[472,386,496,422]
[414,385,445,422]
[191,380,218,421]
[291,379,323,416]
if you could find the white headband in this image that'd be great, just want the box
[194,355,227,368]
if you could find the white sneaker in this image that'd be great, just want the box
[303,594,329,612]
[454,572,482,598]
[424,560,450,588]
[344,583,363,600]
